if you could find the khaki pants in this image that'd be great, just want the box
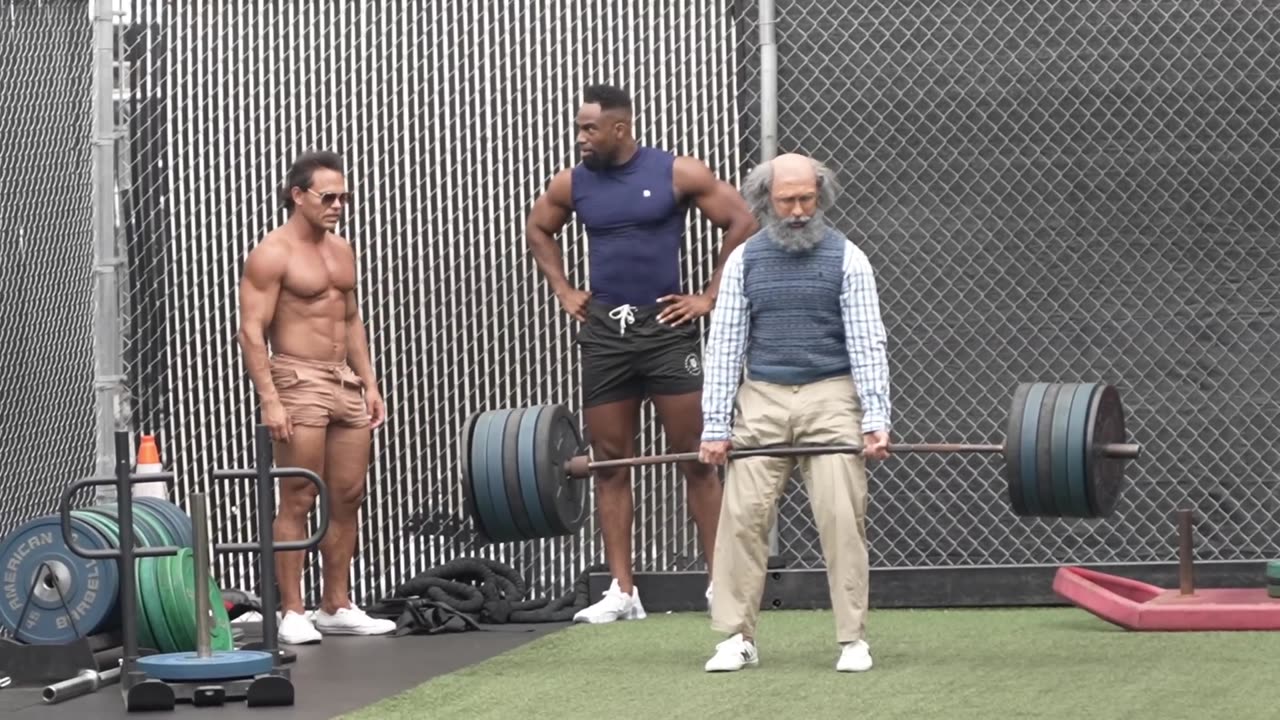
[709,375,870,644]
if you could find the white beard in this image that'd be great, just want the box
[767,209,826,252]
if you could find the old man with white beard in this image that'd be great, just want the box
[697,152,893,674]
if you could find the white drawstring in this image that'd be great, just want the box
[608,304,637,335]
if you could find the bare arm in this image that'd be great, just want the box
[674,156,759,301]
[236,242,288,404]
[345,297,377,390]
[342,248,378,393]
[525,169,576,297]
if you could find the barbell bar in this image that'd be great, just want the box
[571,440,1140,474]
[458,381,1141,544]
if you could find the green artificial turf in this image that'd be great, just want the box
[339,608,1280,720]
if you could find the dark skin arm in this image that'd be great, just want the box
[658,156,759,326]
[526,169,589,321]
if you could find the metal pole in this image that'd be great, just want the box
[758,0,778,161]
[256,425,282,660]
[1177,509,1195,596]
[192,494,213,657]
[758,0,781,560]
[576,441,1138,475]
[114,431,140,690]
[92,0,124,503]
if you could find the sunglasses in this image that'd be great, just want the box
[306,188,353,206]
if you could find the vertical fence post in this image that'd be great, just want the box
[92,0,124,502]
[757,0,782,562]
[759,0,777,162]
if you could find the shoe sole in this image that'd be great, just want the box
[315,626,396,636]
[278,635,322,646]
[705,658,759,673]
[573,609,647,624]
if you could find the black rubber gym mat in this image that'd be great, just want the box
[4,621,568,719]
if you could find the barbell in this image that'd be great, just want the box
[458,381,1141,543]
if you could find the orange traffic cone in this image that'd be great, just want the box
[134,434,167,499]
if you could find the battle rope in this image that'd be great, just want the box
[379,558,604,624]
[220,558,606,636]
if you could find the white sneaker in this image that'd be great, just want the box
[313,605,397,636]
[572,579,646,624]
[705,584,713,614]
[704,633,759,672]
[278,611,322,645]
[837,639,873,672]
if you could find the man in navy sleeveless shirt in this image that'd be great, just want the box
[526,84,758,624]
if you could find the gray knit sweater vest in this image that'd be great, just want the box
[741,227,849,385]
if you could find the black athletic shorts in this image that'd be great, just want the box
[576,299,704,408]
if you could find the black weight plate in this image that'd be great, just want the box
[1019,383,1049,516]
[501,407,537,541]
[1035,383,1061,517]
[1085,384,1128,518]
[479,408,520,541]
[517,406,557,538]
[1066,383,1099,518]
[1050,383,1077,518]
[0,514,120,644]
[459,410,485,539]
[1003,383,1032,516]
[536,404,587,536]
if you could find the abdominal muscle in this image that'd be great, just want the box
[268,287,349,364]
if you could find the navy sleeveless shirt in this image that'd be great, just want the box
[571,146,687,307]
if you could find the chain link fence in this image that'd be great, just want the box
[114,0,745,606]
[4,0,1278,612]
[756,0,1280,569]
[0,0,96,538]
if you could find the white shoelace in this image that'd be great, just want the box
[608,304,637,335]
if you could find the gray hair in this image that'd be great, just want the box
[739,157,841,222]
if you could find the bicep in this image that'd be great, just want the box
[238,249,284,330]
[527,171,573,235]
[676,158,752,229]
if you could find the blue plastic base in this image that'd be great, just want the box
[137,649,274,681]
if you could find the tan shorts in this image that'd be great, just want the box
[269,354,371,429]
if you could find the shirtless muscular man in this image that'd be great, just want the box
[236,150,395,644]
